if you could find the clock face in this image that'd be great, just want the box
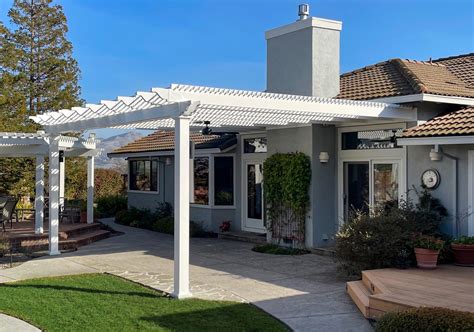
[422,169,440,189]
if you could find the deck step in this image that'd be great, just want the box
[59,229,111,250]
[218,231,267,245]
[347,280,371,318]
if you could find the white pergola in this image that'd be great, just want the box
[30,83,416,298]
[0,132,99,255]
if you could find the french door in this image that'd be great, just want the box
[243,161,265,233]
[343,159,401,220]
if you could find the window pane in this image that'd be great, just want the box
[151,160,158,191]
[194,157,209,205]
[129,161,138,190]
[214,157,234,205]
[345,162,370,217]
[247,163,263,219]
[244,137,267,153]
[342,129,402,150]
[374,163,399,207]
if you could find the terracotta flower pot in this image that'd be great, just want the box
[414,248,440,269]
[451,244,474,266]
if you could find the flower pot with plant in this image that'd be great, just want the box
[413,235,444,269]
[451,236,474,266]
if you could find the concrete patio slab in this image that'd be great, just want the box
[0,219,372,331]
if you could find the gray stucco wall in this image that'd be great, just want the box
[407,144,474,236]
[311,125,337,247]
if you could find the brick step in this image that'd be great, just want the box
[218,231,267,245]
[58,223,102,240]
[347,280,371,318]
[12,228,110,252]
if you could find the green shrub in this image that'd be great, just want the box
[115,209,130,225]
[413,234,444,250]
[96,195,127,217]
[335,191,447,277]
[152,216,174,235]
[452,236,474,245]
[252,244,310,255]
[376,307,474,332]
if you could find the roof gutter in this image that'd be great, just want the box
[372,93,474,106]
[398,136,474,146]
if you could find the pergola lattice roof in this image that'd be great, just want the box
[30,84,416,132]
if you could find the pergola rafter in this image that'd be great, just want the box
[29,83,417,299]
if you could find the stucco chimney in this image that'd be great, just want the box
[265,5,342,98]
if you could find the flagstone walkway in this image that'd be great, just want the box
[0,219,372,331]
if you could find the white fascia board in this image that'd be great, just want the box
[42,102,190,134]
[265,17,342,40]
[398,136,474,146]
[372,94,474,106]
[164,86,416,121]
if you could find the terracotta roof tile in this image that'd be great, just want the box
[402,106,474,138]
[338,53,474,100]
[108,131,236,155]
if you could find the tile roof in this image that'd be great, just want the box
[108,131,236,156]
[402,106,474,138]
[338,53,474,100]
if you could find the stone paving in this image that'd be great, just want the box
[0,218,372,331]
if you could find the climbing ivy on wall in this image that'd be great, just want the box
[263,152,311,247]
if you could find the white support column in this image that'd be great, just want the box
[35,155,45,234]
[48,136,60,256]
[59,154,65,208]
[87,156,95,224]
[172,115,192,299]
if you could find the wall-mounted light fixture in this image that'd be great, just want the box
[319,151,329,163]
[430,145,442,161]
[165,157,172,166]
[201,121,212,135]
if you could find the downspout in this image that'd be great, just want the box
[433,145,459,237]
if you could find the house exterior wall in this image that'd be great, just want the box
[407,144,474,236]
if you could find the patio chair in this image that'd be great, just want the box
[1,197,18,231]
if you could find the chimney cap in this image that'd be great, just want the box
[298,4,310,21]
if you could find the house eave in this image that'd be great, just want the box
[371,94,474,106]
[398,135,474,146]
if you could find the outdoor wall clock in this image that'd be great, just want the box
[421,169,441,190]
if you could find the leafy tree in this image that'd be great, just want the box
[0,0,83,196]
[7,0,83,117]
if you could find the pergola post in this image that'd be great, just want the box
[59,153,65,208]
[87,156,95,224]
[35,155,45,234]
[172,115,192,299]
[48,136,60,255]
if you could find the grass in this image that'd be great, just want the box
[252,244,310,255]
[0,273,288,332]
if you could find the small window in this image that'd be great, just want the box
[214,156,234,206]
[341,129,402,150]
[129,160,158,191]
[194,157,209,205]
[244,137,267,153]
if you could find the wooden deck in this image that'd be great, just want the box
[2,222,110,251]
[347,265,474,319]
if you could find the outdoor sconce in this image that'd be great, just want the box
[165,157,172,166]
[430,146,442,161]
[201,121,212,135]
[319,151,329,163]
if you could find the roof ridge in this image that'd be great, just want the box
[340,59,394,77]
[390,59,429,93]
[432,53,474,62]
[400,59,446,67]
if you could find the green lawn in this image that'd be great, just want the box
[0,273,288,331]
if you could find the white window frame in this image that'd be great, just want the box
[240,133,267,233]
[191,153,236,209]
[127,157,160,194]
[337,123,407,226]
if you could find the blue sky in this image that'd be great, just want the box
[1,0,473,137]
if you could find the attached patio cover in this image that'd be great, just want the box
[0,132,99,254]
[30,83,415,298]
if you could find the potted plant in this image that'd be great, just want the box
[451,236,474,266]
[219,221,231,232]
[413,235,445,269]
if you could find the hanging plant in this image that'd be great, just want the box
[263,152,311,247]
